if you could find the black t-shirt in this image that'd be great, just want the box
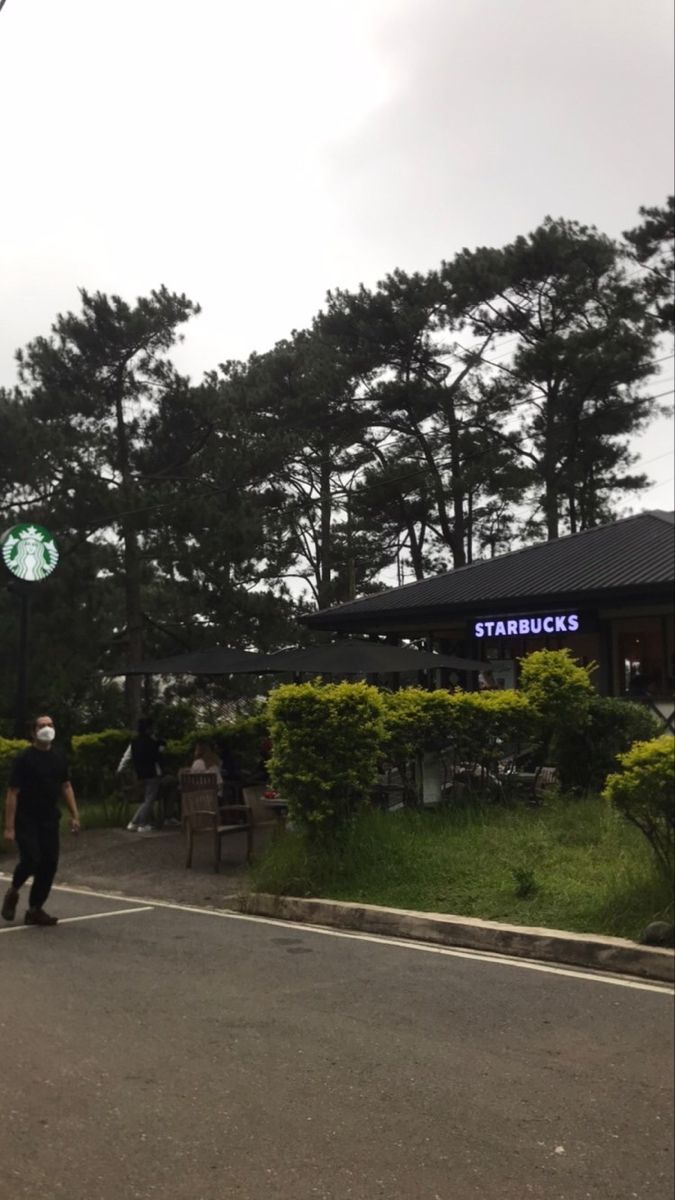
[8,746,70,820]
[130,734,163,781]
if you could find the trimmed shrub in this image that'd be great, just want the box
[381,689,454,800]
[556,697,661,792]
[445,690,531,772]
[381,687,531,802]
[0,737,29,837]
[71,729,131,802]
[519,648,594,732]
[603,734,675,878]
[519,648,596,773]
[0,736,29,792]
[267,681,384,835]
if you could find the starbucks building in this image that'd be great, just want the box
[304,510,675,728]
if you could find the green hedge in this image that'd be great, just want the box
[68,713,269,800]
[555,697,660,792]
[0,737,29,797]
[381,687,531,799]
[71,729,131,802]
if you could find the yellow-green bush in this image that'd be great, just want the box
[519,648,594,728]
[381,687,531,798]
[603,734,675,878]
[0,737,29,830]
[0,736,29,786]
[267,681,384,834]
[445,690,531,767]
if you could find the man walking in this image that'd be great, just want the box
[2,714,80,927]
[118,717,164,832]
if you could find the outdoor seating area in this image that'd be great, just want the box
[179,771,253,871]
[373,744,561,812]
[178,775,287,872]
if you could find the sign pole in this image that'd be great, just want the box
[14,585,31,738]
[1,523,60,737]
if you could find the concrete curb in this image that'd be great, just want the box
[235,893,675,983]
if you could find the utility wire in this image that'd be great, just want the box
[642,476,674,492]
[638,448,675,467]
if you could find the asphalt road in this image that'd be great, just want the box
[1,885,672,1200]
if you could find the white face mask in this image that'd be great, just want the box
[35,726,55,744]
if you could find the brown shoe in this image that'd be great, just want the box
[1,886,19,922]
[25,908,58,927]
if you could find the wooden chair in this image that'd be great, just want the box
[530,766,560,806]
[179,771,253,871]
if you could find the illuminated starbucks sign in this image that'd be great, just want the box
[1,524,59,582]
[473,612,580,639]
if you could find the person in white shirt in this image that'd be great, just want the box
[190,740,223,798]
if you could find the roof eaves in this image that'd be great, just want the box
[303,581,674,628]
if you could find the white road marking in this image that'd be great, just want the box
[1,872,672,995]
[0,905,154,934]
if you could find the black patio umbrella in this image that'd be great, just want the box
[105,646,273,676]
[105,640,482,679]
[262,640,482,676]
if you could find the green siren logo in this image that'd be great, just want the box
[2,524,59,582]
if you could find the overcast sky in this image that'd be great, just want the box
[1,0,673,508]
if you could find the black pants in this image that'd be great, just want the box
[12,813,60,909]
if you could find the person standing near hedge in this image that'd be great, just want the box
[1,714,80,927]
[117,717,164,832]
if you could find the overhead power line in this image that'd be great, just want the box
[643,475,674,493]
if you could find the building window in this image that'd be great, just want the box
[616,622,667,697]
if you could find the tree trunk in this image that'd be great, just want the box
[543,397,560,540]
[447,397,467,567]
[123,520,144,727]
[403,508,425,580]
[568,491,578,534]
[543,463,560,539]
[466,491,474,564]
[411,422,465,566]
[317,455,333,607]
[113,370,144,726]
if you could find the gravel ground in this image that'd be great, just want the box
[2,823,252,908]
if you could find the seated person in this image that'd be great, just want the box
[190,740,223,798]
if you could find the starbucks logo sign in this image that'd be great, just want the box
[2,524,59,582]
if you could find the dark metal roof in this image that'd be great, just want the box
[306,511,675,630]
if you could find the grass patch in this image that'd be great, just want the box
[251,796,673,941]
[61,800,128,832]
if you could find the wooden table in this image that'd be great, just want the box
[264,798,289,826]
